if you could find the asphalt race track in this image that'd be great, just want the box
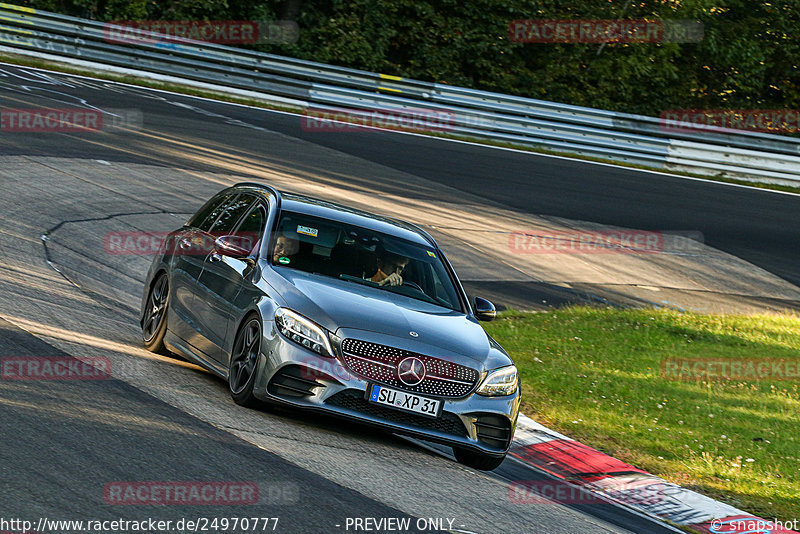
[2,64,797,288]
[0,317,423,530]
[0,62,795,533]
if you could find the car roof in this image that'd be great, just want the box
[232,183,436,247]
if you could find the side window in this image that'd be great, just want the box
[232,204,267,255]
[189,193,235,231]
[209,194,255,235]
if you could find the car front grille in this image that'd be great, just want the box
[325,389,468,437]
[339,338,480,398]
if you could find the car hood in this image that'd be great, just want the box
[266,268,508,367]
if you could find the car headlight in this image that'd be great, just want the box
[477,365,518,396]
[275,308,334,358]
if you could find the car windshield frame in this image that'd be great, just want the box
[269,210,466,313]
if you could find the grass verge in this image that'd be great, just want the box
[484,307,800,521]
[1,51,799,196]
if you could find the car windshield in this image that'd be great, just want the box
[271,211,463,312]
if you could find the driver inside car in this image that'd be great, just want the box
[273,234,300,264]
[370,251,409,286]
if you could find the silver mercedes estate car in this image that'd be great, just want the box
[140,182,520,470]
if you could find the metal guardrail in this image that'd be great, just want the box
[1,2,799,184]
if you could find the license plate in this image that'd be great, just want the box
[367,383,442,418]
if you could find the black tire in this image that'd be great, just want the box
[453,447,506,471]
[228,316,262,408]
[142,273,170,354]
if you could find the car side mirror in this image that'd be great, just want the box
[474,297,496,322]
[214,235,254,260]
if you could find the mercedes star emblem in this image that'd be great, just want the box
[397,356,426,386]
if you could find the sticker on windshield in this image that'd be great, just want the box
[297,225,319,237]
[427,250,437,258]
[278,256,291,264]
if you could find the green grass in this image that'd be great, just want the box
[1,51,799,196]
[484,307,800,521]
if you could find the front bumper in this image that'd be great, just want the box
[253,324,520,457]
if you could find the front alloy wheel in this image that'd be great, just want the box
[229,317,262,407]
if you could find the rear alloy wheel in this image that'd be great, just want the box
[229,317,262,407]
[453,447,506,471]
[142,273,170,354]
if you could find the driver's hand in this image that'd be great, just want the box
[379,273,403,286]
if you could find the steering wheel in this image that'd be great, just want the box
[402,280,424,292]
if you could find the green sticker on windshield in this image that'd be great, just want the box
[278,256,291,264]
[427,250,437,258]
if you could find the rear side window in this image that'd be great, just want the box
[209,194,256,235]
[189,193,235,232]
